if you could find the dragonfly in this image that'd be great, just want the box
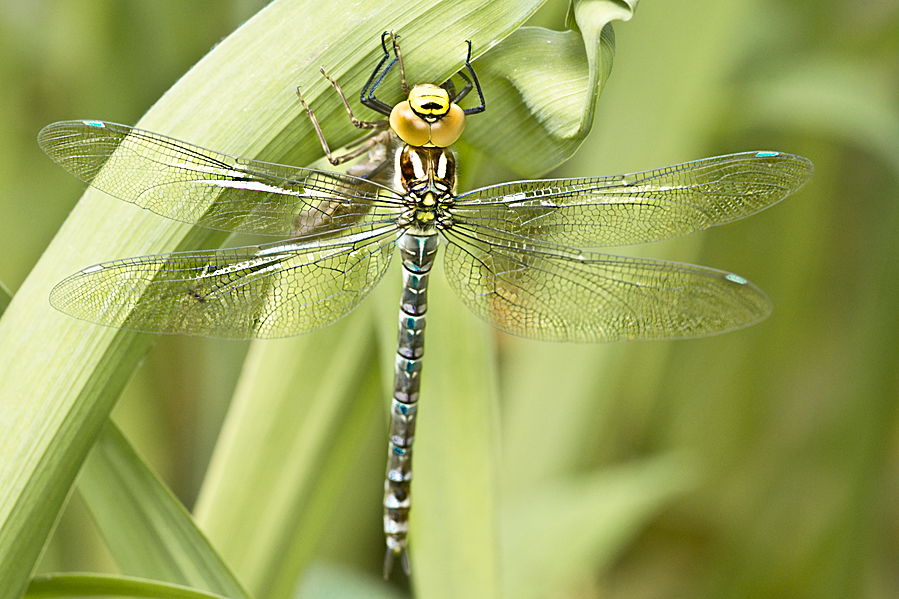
[39,31,813,578]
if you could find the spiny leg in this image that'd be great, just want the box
[319,67,389,131]
[451,70,474,104]
[459,40,486,115]
[387,31,409,95]
[295,82,388,165]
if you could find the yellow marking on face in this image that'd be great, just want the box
[408,84,450,118]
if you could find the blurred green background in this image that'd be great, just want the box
[2,0,897,598]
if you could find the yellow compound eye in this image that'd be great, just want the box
[390,88,467,148]
[390,101,431,147]
[428,103,465,147]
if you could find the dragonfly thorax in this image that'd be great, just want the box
[396,145,456,231]
[389,84,465,148]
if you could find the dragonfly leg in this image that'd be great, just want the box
[459,40,485,115]
[319,67,389,131]
[295,85,387,165]
[450,69,473,104]
[327,130,389,164]
[387,31,409,95]
[345,129,394,180]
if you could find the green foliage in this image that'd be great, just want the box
[0,280,10,316]
[1,0,637,598]
[26,573,233,599]
[78,424,249,597]
[1,0,897,598]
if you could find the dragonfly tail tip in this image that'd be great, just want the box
[383,544,411,579]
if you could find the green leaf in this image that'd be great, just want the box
[467,0,637,175]
[193,308,383,599]
[399,265,501,599]
[295,564,405,599]
[26,573,230,599]
[77,423,249,598]
[737,58,899,176]
[500,455,697,599]
[1,0,647,597]
[0,1,552,597]
[0,280,11,316]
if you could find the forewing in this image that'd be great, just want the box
[451,152,813,247]
[441,226,771,342]
[38,120,403,237]
[49,228,400,339]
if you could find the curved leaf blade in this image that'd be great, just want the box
[0,1,549,597]
[467,0,637,175]
[26,573,231,599]
[78,424,249,598]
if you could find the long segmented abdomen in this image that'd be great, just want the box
[383,231,438,577]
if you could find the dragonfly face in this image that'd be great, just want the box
[37,29,813,580]
[390,84,466,147]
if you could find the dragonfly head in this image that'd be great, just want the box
[390,83,465,148]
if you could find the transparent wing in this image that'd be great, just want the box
[38,120,404,237]
[451,152,813,247]
[441,225,771,342]
[50,227,401,339]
